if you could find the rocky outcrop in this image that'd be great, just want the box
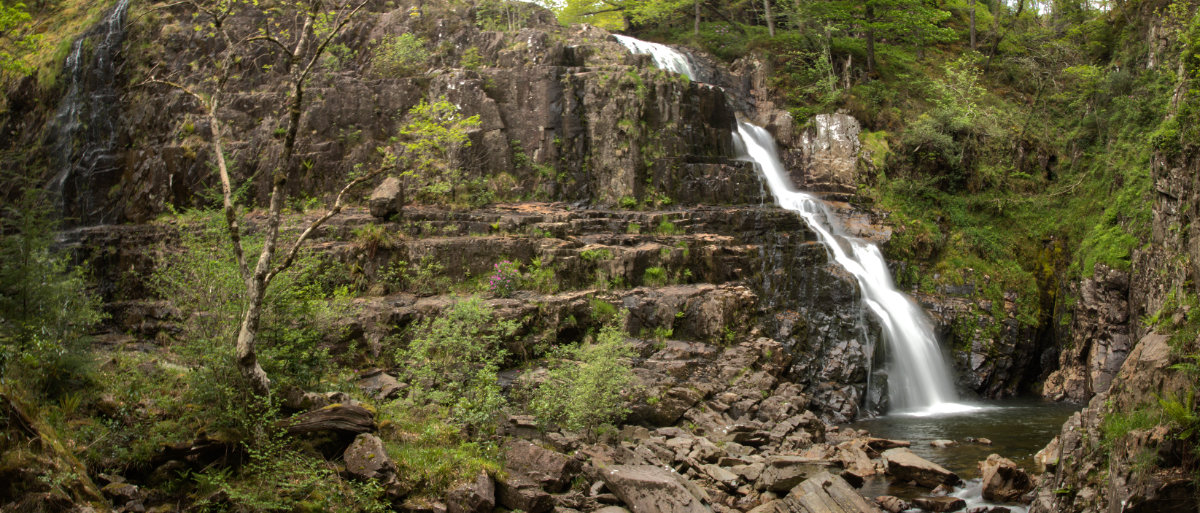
[881,448,960,489]
[1040,264,1132,402]
[368,177,404,219]
[750,472,882,513]
[977,454,1032,503]
[598,465,712,513]
[792,114,862,201]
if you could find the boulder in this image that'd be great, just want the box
[882,448,960,489]
[978,454,1033,503]
[504,439,579,492]
[875,495,909,513]
[929,440,957,448]
[447,472,495,513]
[284,403,375,436]
[497,476,553,513]
[598,465,712,513]
[369,177,403,219]
[1033,437,1060,473]
[754,471,883,513]
[757,456,836,492]
[356,370,405,400]
[912,496,966,512]
[343,433,395,481]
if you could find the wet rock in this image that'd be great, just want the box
[882,448,961,489]
[792,113,862,199]
[875,495,909,513]
[912,496,966,512]
[368,177,403,219]
[447,472,495,513]
[1041,264,1131,402]
[598,465,712,513]
[966,507,1011,513]
[929,439,957,448]
[1033,436,1059,473]
[756,456,835,492]
[978,454,1033,503]
[504,439,579,492]
[862,438,910,454]
[343,433,395,481]
[751,471,882,513]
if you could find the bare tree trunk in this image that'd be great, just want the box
[694,0,700,36]
[969,0,976,51]
[763,0,775,36]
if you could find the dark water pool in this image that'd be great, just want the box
[849,398,1081,509]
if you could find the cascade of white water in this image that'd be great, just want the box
[613,34,975,416]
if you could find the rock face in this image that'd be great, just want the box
[881,448,960,489]
[598,465,712,513]
[978,454,1032,503]
[1040,264,1131,402]
[446,472,495,513]
[792,114,862,200]
[911,496,966,512]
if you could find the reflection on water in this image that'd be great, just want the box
[851,398,1080,510]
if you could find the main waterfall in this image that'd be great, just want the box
[612,34,974,416]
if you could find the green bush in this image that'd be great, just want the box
[397,296,517,433]
[530,320,636,437]
[371,33,430,77]
[0,189,103,400]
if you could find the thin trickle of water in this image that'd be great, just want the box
[612,33,974,416]
[48,0,132,225]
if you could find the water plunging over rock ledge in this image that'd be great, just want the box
[612,34,973,417]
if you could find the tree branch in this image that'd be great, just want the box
[265,166,386,286]
[141,76,250,281]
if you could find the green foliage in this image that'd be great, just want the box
[193,426,388,513]
[523,257,559,294]
[1101,406,1159,450]
[353,222,400,258]
[397,296,517,433]
[0,190,103,399]
[580,248,613,261]
[460,46,483,70]
[371,33,430,77]
[488,260,521,297]
[530,320,636,437]
[643,266,668,286]
[377,402,502,499]
[379,99,482,206]
[655,219,680,235]
[0,1,37,75]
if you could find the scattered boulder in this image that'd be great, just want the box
[863,438,911,454]
[755,471,883,513]
[756,456,835,492]
[343,433,395,481]
[447,472,495,513]
[504,440,579,492]
[875,495,909,513]
[978,454,1033,502]
[368,177,403,219]
[912,496,966,512]
[599,465,713,513]
[882,448,961,488]
[929,440,957,448]
[966,507,1011,513]
[356,370,405,400]
[497,476,553,513]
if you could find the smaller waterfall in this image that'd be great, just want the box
[48,0,131,225]
[611,35,695,80]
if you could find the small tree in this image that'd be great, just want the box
[145,0,377,395]
[531,319,636,437]
[397,296,517,433]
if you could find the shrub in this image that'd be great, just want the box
[371,33,430,77]
[488,260,521,298]
[643,266,668,286]
[397,296,517,433]
[530,320,636,437]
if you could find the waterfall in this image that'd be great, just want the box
[48,0,131,225]
[613,34,975,416]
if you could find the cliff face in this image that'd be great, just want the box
[1030,37,1200,511]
